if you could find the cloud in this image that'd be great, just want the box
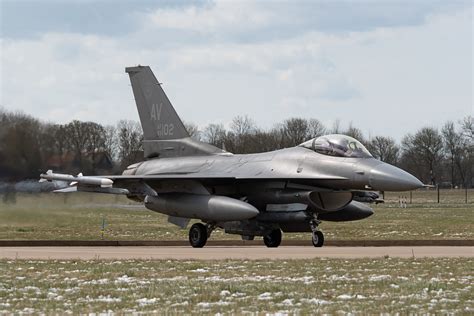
[0,1,472,141]
[0,0,181,39]
[147,1,272,33]
[143,0,471,42]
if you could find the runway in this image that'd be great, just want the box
[1,246,472,260]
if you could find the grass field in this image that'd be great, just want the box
[0,189,472,241]
[0,258,472,314]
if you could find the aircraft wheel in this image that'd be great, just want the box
[312,231,324,247]
[263,229,282,248]
[189,223,208,248]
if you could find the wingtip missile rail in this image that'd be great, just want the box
[39,170,114,187]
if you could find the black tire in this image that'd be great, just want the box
[189,223,208,248]
[312,231,324,247]
[263,229,282,248]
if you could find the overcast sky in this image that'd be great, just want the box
[1,0,472,140]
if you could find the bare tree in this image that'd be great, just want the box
[330,119,341,134]
[104,125,118,162]
[345,122,365,144]
[442,121,463,187]
[458,116,473,187]
[202,123,227,148]
[183,121,201,141]
[230,115,256,136]
[228,115,257,153]
[460,115,473,142]
[402,127,444,185]
[252,129,282,152]
[37,123,59,160]
[281,118,309,147]
[117,120,143,168]
[85,122,107,173]
[0,111,42,179]
[64,120,91,169]
[1,105,473,190]
[54,125,69,155]
[367,136,399,165]
[307,119,326,138]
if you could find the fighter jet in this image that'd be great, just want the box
[40,65,423,248]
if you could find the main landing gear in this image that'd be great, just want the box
[310,215,324,247]
[189,223,216,248]
[263,229,282,248]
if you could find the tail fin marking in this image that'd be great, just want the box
[125,65,189,141]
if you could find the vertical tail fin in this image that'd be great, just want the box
[125,65,189,141]
[125,65,228,158]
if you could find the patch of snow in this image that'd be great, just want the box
[20,286,40,292]
[369,275,391,282]
[196,302,211,308]
[281,299,293,306]
[115,275,135,284]
[231,292,246,298]
[258,292,273,300]
[137,298,158,306]
[96,295,122,303]
[300,298,331,305]
[170,301,189,307]
[54,295,64,301]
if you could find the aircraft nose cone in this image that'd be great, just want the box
[369,163,423,191]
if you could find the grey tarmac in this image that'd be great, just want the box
[0,246,472,260]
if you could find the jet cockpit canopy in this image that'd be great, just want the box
[299,134,373,158]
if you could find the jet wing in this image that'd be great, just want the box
[103,174,349,181]
[40,170,348,196]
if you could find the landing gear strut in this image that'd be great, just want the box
[189,223,216,248]
[310,215,324,247]
[263,229,282,248]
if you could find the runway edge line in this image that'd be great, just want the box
[0,240,473,247]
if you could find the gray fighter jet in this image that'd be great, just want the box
[40,65,423,248]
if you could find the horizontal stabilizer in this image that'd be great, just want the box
[53,187,78,193]
[77,186,130,195]
[52,185,129,195]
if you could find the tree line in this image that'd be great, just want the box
[0,108,472,188]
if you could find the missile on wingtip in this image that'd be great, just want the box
[39,170,113,187]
